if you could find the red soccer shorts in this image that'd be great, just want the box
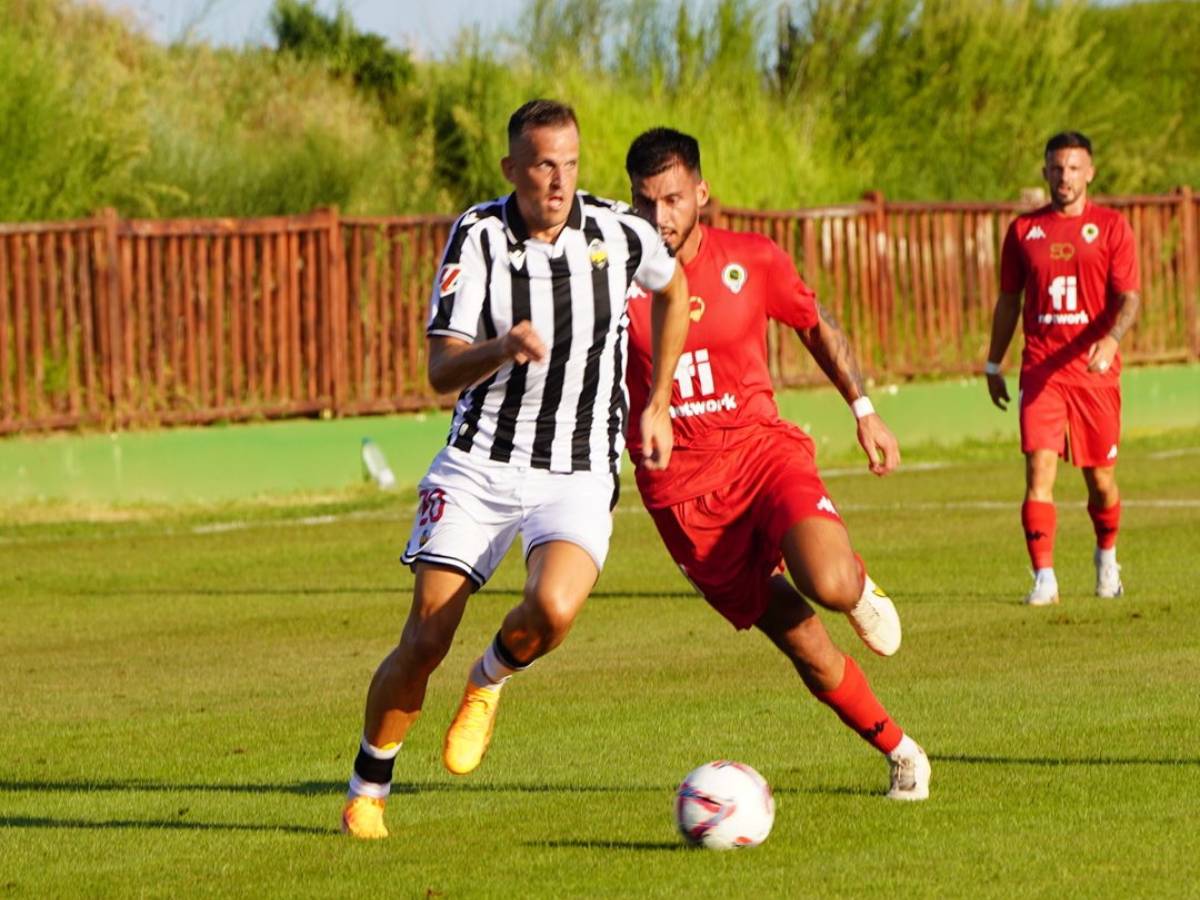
[1019,376,1121,468]
[646,423,844,630]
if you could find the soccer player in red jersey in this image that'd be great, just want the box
[985,132,1141,606]
[623,128,930,800]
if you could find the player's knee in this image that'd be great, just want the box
[522,587,580,643]
[808,560,861,611]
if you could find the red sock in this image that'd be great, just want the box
[1088,501,1120,550]
[1021,500,1056,570]
[813,655,903,754]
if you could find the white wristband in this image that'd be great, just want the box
[851,396,875,419]
[984,361,1002,376]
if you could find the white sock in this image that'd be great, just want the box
[360,738,401,760]
[469,636,527,691]
[1096,546,1117,566]
[1035,567,1057,584]
[888,734,920,761]
[347,738,401,799]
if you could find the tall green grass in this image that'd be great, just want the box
[0,0,1196,221]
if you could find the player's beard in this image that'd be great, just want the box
[665,211,700,256]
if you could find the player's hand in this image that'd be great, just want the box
[856,413,900,477]
[1087,336,1119,375]
[500,320,547,365]
[986,373,1010,410]
[640,401,674,471]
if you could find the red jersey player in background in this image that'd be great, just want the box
[985,132,1141,606]
[623,128,930,800]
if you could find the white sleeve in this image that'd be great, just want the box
[626,215,676,293]
[427,218,488,341]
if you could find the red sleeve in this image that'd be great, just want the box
[1107,214,1140,294]
[999,220,1025,293]
[764,240,818,329]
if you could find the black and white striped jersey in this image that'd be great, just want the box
[427,191,675,474]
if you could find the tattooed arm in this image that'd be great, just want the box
[1088,290,1141,374]
[796,303,900,476]
[795,303,868,403]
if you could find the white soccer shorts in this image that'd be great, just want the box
[400,446,617,588]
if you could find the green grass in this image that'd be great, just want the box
[3,429,1200,897]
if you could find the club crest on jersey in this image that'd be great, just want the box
[1081,223,1100,244]
[438,264,463,296]
[588,238,609,270]
[688,296,706,322]
[721,263,747,294]
[1049,243,1075,260]
[509,248,526,270]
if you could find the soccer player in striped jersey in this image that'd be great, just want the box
[622,128,930,801]
[985,132,1141,606]
[341,100,691,839]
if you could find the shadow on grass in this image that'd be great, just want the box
[0,779,669,797]
[51,587,696,600]
[933,753,1200,767]
[0,815,332,835]
[526,839,688,852]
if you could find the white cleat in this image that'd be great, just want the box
[1095,550,1123,598]
[886,738,931,801]
[848,577,901,657]
[1024,571,1059,606]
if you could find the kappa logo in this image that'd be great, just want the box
[510,248,526,270]
[721,263,747,294]
[1082,223,1100,244]
[626,281,649,301]
[1107,444,1118,460]
[438,264,463,297]
[588,238,609,270]
[688,296,706,322]
[1025,226,1047,241]
[817,496,837,515]
[1049,242,1075,260]
[859,719,887,741]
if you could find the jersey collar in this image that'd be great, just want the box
[503,192,584,245]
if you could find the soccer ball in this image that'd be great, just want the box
[674,760,775,850]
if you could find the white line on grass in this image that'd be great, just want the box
[1147,447,1200,460]
[2,497,1196,547]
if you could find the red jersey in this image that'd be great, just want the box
[625,225,819,507]
[1000,201,1139,384]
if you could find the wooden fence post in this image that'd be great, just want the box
[325,206,348,415]
[1177,186,1199,360]
[862,191,892,367]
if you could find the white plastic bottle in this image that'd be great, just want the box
[360,438,397,490]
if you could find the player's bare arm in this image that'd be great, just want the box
[796,303,900,476]
[427,324,547,394]
[984,290,1022,410]
[641,264,691,471]
[1087,290,1141,373]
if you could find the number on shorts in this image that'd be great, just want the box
[418,488,447,526]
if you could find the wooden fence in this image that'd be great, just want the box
[1,190,1197,434]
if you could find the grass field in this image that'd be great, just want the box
[3,427,1200,898]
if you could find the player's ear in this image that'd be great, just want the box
[500,155,515,186]
[696,179,711,208]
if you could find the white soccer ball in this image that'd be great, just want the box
[674,760,775,850]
